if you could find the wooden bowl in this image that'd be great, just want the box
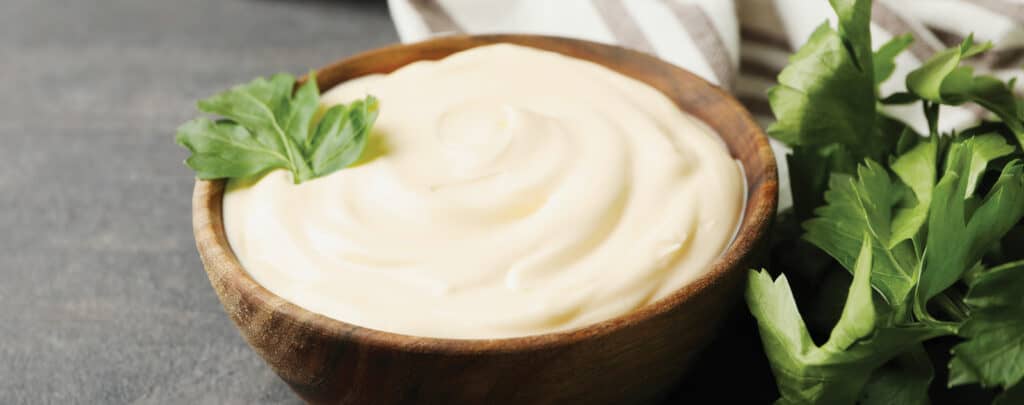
[192,34,777,404]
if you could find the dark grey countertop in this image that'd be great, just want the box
[0,1,397,403]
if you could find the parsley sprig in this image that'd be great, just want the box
[176,72,378,183]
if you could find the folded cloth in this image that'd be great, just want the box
[389,0,740,89]
[387,0,1024,208]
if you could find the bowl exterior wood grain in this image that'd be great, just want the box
[192,35,778,405]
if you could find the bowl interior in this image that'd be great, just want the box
[194,34,778,353]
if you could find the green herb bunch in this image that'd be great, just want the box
[746,0,1024,403]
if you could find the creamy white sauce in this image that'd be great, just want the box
[223,44,744,339]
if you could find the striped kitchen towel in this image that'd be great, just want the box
[387,0,1024,208]
[390,0,739,89]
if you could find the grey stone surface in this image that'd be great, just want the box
[0,1,398,403]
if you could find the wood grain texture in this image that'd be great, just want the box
[192,35,779,405]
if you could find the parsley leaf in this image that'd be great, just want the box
[804,161,919,306]
[949,260,1024,390]
[889,140,937,249]
[787,145,857,220]
[176,72,378,183]
[767,0,910,220]
[307,95,379,177]
[747,236,944,404]
[860,348,933,405]
[873,34,914,88]
[906,35,992,102]
[175,118,290,180]
[915,142,1024,320]
[907,36,1024,148]
[830,0,874,72]
[767,22,879,158]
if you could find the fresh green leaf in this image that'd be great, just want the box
[876,113,919,166]
[828,234,877,348]
[989,220,1024,264]
[804,161,919,306]
[907,36,1024,147]
[874,34,914,87]
[860,348,934,405]
[768,1,908,222]
[890,140,937,249]
[176,72,379,183]
[767,22,880,159]
[197,73,296,134]
[829,0,874,72]
[949,260,1024,390]
[961,260,1024,309]
[915,141,1024,318]
[941,68,1024,144]
[175,119,289,180]
[895,128,922,155]
[965,134,1016,196]
[283,74,321,152]
[747,236,944,405]
[906,35,992,102]
[787,145,857,220]
[307,96,378,177]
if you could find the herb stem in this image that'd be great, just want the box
[923,101,940,138]
[933,292,968,323]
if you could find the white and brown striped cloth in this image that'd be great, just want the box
[387,0,1024,208]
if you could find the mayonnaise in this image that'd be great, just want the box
[223,44,744,339]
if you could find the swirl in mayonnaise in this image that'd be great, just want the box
[223,44,743,339]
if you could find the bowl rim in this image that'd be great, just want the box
[192,34,778,355]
